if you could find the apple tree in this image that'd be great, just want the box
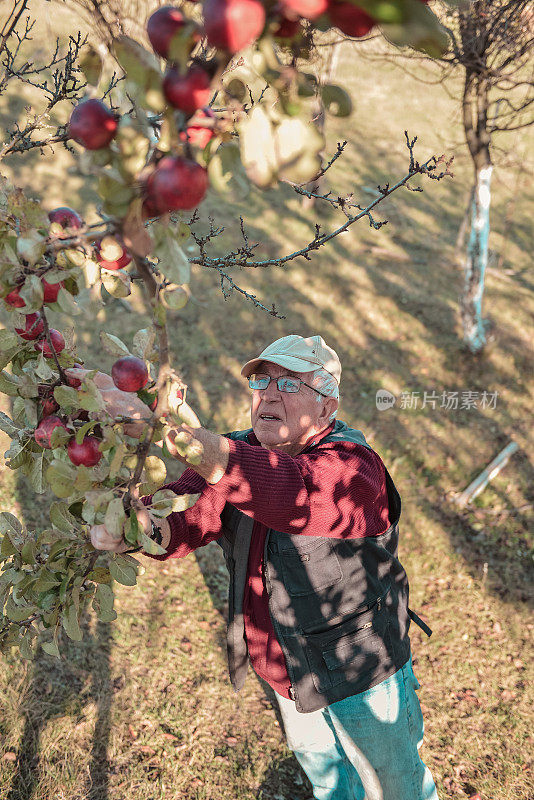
[0,0,454,658]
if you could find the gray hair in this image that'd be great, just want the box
[311,368,339,421]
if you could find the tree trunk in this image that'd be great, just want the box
[460,67,492,353]
[460,163,493,353]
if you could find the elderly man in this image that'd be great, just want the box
[91,334,439,800]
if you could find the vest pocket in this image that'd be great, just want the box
[278,540,343,597]
[304,601,388,692]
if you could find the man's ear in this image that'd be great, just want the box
[320,396,338,425]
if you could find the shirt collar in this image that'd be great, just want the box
[247,421,336,452]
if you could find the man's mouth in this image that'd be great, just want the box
[259,414,281,421]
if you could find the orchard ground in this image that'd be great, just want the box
[0,3,533,799]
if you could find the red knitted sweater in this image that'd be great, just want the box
[142,423,391,698]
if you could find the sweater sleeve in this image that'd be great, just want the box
[140,467,228,560]
[210,438,390,539]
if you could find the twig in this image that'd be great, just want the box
[40,307,68,384]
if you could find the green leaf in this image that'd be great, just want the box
[62,603,82,641]
[54,384,80,409]
[0,371,20,396]
[5,596,35,622]
[0,329,20,351]
[0,410,18,434]
[109,442,127,478]
[49,501,78,534]
[208,143,251,202]
[56,287,80,315]
[0,511,23,544]
[74,465,94,492]
[101,270,132,298]
[138,530,166,555]
[149,490,200,517]
[20,629,37,660]
[75,419,99,445]
[46,460,76,498]
[77,391,105,413]
[22,395,37,426]
[92,583,117,621]
[108,555,137,586]
[0,534,18,558]
[124,509,139,545]
[141,455,166,493]
[49,425,71,449]
[17,230,46,266]
[132,327,156,360]
[87,567,112,584]
[28,451,46,494]
[99,331,130,357]
[41,639,60,658]
[113,35,161,86]
[152,230,191,286]
[34,569,61,593]
[34,354,55,380]
[320,84,353,118]
[79,43,103,86]
[19,274,44,310]
[379,0,451,58]
[103,497,126,539]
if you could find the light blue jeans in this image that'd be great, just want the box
[275,658,439,800]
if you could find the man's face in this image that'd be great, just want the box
[250,361,338,456]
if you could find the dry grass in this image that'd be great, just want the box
[0,4,533,799]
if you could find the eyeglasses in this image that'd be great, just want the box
[248,374,329,397]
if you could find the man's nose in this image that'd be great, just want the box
[262,378,282,399]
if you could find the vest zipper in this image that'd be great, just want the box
[264,536,300,707]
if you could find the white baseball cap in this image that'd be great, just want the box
[241,335,341,384]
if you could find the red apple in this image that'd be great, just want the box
[4,287,25,308]
[203,0,266,53]
[280,0,328,20]
[68,99,119,150]
[179,108,215,149]
[144,155,208,213]
[96,236,132,270]
[163,64,212,116]
[327,2,375,37]
[273,16,301,38]
[48,207,83,234]
[147,5,186,58]
[111,356,149,392]
[67,435,102,467]
[141,196,160,220]
[67,373,82,389]
[15,313,44,340]
[35,329,65,357]
[34,415,68,449]
[41,396,60,417]
[42,278,64,303]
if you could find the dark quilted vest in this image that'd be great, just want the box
[217,420,425,714]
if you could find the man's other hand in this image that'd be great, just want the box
[65,368,150,436]
[90,524,130,553]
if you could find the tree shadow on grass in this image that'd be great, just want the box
[5,618,113,800]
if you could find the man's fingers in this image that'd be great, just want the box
[90,524,127,552]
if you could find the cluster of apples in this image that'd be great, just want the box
[33,354,150,468]
[1,200,147,467]
[65,1,430,220]
[2,206,133,350]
